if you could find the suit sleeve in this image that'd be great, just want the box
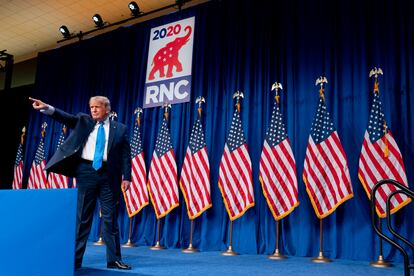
[121,127,132,181]
[49,108,80,129]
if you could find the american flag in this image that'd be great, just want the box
[259,100,299,220]
[218,107,254,221]
[27,135,48,189]
[123,117,149,217]
[358,89,411,217]
[180,117,211,219]
[12,143,24,190]
[48,126,69,189]
[303,95,353,219]
[147,116,179,219]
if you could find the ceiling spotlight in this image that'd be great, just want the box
[128,1,140,16]
[92,14,104,28]
[59,25,71,38]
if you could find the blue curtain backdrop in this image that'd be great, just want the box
[23,0,413,262]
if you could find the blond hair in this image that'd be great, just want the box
[89,96,111,111]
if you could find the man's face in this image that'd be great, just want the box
[90,99,108,121]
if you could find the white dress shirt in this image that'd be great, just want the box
[81,117,110,161]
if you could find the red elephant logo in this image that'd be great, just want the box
[148,26,192,80]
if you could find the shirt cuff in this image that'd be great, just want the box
[40,105,55,115]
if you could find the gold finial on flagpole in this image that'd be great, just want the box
[109,111,117,121]
[233,91,244,113]
[134,107,143,127]
[271,82,283,103]
[196,96,205,118]
[163,103,172,121]
[369,67,383,94]
[20,126,26,145]
[315,77,328,102]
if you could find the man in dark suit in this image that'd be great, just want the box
[29,96,132,270]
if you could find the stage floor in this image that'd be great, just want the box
[75,242,404,275]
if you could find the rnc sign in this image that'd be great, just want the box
[143,16,195,108]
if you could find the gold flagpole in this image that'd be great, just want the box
[93,208,105,245]
[182,219,199,253]
[182,97,206,254]
[367,67,391,268]
[370,218,392,267]
[222,220,239,256]
[150,219,165,250]
[308,78,330,263]
[269,220,287,260]
[122,217,135,247]
[150,104,171,251]
[268,82,287,260]
[221,91,245,256]
[312,219,331,263]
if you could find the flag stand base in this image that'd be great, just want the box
[151,219,164,250]
[122,239,135,248]
[150,241,165,250]
[182,244,199,253]
[370,255,392,268]
[94,218,104,245]
[93,237,104,246]
[268,249,287,260]
[269,220,286,260]
[312,251,331,263]
[221,246,239,256]
[312,219,331,263]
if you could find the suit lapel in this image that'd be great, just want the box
[84,119,96,143]
[107,120,116,153]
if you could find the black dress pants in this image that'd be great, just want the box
[74,161,121,267]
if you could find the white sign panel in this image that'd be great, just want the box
[143,17,195,108]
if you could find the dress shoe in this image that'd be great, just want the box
[107,260,132,270]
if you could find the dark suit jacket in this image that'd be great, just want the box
[45,108,131,195]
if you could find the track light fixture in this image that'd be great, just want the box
[59,25,71,38]
[58,0,192,43]
[128,1,141,17]
[92,14,104,28]
[176,0,185,10]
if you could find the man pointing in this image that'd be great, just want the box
[30,96,132,270]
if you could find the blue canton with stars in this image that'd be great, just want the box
[310,97,335,144]
[227,109,247,152]
[367,92,386,143]
[265,102,287,146]
[15,144,23,166]
[189,119,206,154]
[131,122,143,157]
[34,139,46,165]
[155,118,173,156]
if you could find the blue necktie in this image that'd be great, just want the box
[92,122,105,170]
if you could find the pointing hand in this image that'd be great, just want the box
[29,97,48,111]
